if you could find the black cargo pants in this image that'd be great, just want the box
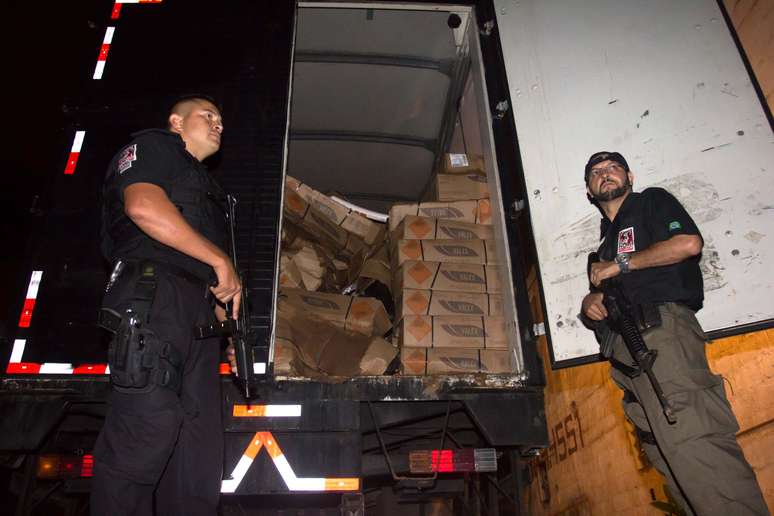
[91,264,223,516]
[610,303,769,516]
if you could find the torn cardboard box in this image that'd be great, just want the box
[274,313,396,378]
[285,176,386,246]
[389,199,491,232]
[391,215,494,241]
[279,288,391,337]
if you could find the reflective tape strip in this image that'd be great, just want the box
[18,271,43,328]
[9,340,26,363]
[73,364,109,374]
[115,0,163,3]
[220,432,359,494]
[93,60,107,80]
[111,3,122,19]
[232,405,302,418]
[39,363,74,374]
[93,27,115,80]
[6,363,41,374]
[253,362,266,374]
[64,131,86,175]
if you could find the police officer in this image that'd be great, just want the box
[580,151,769,516]
[91,95,241,515]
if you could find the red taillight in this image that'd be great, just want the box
[409,448,497,474]
[37,454,94,479]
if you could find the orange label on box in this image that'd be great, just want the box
[407,316,432,341]
[405,290,430,315]
[408,217,433,239]
[478,199,491,225]
[408,262,433,285]
[401,240,422,260]
[285,190,307,217]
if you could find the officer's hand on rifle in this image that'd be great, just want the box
[210,258,242,318]
[582,292,608,321]
[590,260,619,287]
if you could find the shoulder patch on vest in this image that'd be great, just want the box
[668,220,682,231]
[118,144,137,174]
[617,226,635,253]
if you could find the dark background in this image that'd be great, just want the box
[1,0,294,362]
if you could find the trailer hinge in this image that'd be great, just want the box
[493,100,509,120]
[533,322,546,337]
[480,20,494,36]
[508,199,525,221]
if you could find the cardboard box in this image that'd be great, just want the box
[426,348,480,374]
[441,153,485,175]
[396,289,499,319]
[279,255,303,289]
[394,261,487,293]
[477,199,492,225]
[400,347,428,375]
[397,314,506,349]
[279,288,391,337]
[359,338,398,375]
[392,215,494,241]
[479,349,511,373]
[392,239,495,268]
[488,296,504,316]
[428,173,490,202]
[397,315,434,348]
[485,265,502,294]
[483,316,508,349]
[286,177,386,246]
[389,200,489,232]
[484,240,500,265]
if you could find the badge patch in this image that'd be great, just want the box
[668,221,682,231]
[117,144,137,174]
[617,227,635,253]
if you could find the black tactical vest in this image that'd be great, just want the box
[101,129,228,282]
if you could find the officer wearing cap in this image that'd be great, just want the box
[91,95,241,515]
[580,151,768,515]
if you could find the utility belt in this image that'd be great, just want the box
[97,259,189,394]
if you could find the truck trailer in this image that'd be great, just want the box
[2,0,772,515]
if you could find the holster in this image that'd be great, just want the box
[97,261,182,394]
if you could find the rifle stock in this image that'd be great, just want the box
[588,253,676,424]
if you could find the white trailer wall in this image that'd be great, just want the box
[494,0,774,365]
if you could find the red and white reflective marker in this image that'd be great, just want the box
[93,27,115,80]
[111,0,163,19]
[63,131,86,175]
[18,271,43,328]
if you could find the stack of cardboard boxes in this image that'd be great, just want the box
[390,153,511,375]
[276,177,396,377]
[277,154,513,378]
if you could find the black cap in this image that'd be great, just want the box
[584,151,629,183]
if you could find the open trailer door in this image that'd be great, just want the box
[493,0,774,367]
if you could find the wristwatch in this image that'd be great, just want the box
[615,252,631,274]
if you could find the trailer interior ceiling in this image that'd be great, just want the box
[289,5,471,212]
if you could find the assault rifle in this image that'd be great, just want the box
[196,194,256,399]
[588,252,676,424]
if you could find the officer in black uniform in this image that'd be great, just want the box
[580,151,769,515]
[91,95,241,515]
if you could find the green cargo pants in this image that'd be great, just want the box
[609,303,770,516]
